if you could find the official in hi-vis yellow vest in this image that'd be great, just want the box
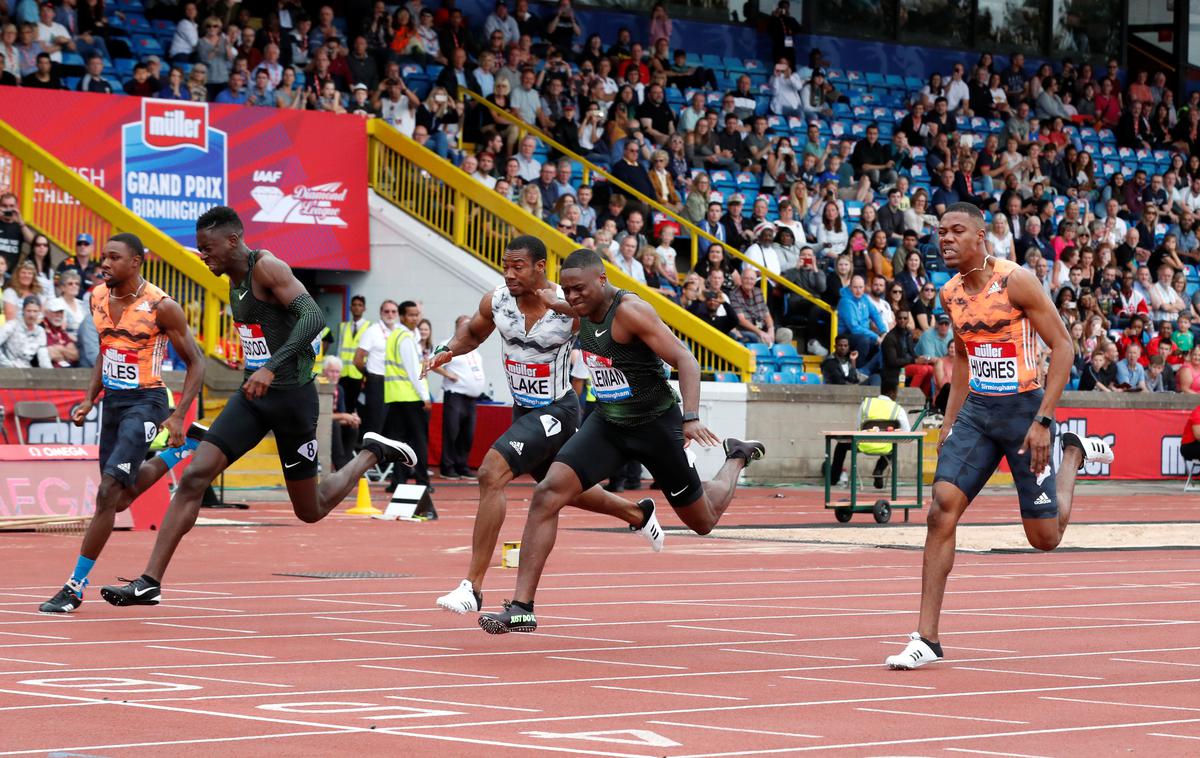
[383,301,431,489]
[336,295,371,416]
[827,376,911,488]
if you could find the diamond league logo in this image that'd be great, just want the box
[250,170,348,227]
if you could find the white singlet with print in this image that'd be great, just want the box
[491,284,575,408]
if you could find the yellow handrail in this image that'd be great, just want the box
[460,89,838,343]
[368,119,754,379]
[0,118,235,360]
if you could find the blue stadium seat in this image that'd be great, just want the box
[131,35,164,57]
[930,271,952,288]
[713,372,741,383]
[749,343,775,369]
[796,371,822,385]
[771,343,802,366]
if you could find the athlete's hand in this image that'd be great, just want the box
[421,349,452,379]
[162,413,185,448]
[243,367,275,400]
[683,419,720,448]
[1019,423,1051,475]
[71,400,93,426]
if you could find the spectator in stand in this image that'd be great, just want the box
[916,313,952,358]
[0,295,48,367]
[169,2,200,63]
[435,45,478,99]
[253,42,286,90]
[932,168,961,217]
[688,286,739,337]
[377,76,419,135]
[545,0,581,57]
[485,1,520,46]
[40,297,77,368]
[415,86,461,158]
[0,25,17,83]
[800,68,833,123]
[821,335,864,385]
[882,309,933,401]
[3,259,42,320]
[0,192,33,273]
[1117,99,1152,149]
[850,123,897,189]
[769,58,804,117]
[729,267,774,345]
[1078,346,1115,391]
[21,50,62,88]
[837,274,885,375]
[215,70,249,104]
[814,199,848,262]
[1115,342,1148,391]
[54,232,98,291]
[246,67,276,107]
[197,17,236,101]
[610,138,655,207]
[35,2,71,66]
[1178,345,1200,393]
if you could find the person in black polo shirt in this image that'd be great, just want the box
[77,53,115,94]
[0,193,34,273]
[21,52,64,89]
[850,123,896,189]
[636,83,676,147]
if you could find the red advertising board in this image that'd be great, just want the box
[0,89,368,270]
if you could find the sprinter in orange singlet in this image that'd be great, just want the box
[885,203,1113,670]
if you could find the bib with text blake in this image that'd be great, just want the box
[505,359,553,407]
[583,351,632,402]
[102,347,140,390]
[967,341,1019,394]
[236,322,272,370]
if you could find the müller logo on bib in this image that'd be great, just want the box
[142,100,207,150]
[967,341,1018,393]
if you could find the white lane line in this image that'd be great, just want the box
[647,721,820,739]
[719,648,858,662]
[1040,696,1200,713]
[359,665,498,679]
[0,730,353,756]
[857,707,1028,724]
[956,666,1104,681]
[0,631,69,640]
[151,673,292,688]
[0,702,98,712]
[521,632,635,644]
[165,604,247,613]
[547,657,688,670]
[146,645,274,659]
[335,638,462,651]
[593,685,747,701]
[167,589,234,596]
[144,622,258,634]
[873,642,1017,654]
[1111,657,1200,669]
[0,657,67,666]
[672,625,794,637]
[1149,733,1200,742]
[300,598,407,608]
[780,675,935,690]
[384,695,542,713]
[536,615,593,621]
[944,749,1053,758]
[314,617,430,627]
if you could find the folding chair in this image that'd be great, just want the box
[14,401,61,444]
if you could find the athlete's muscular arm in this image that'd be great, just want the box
[536,286,577,318]
[156,298,206,447]
[1009,266,1073,475]
[245,253,326,399]
[939,331,970,451]
[614,296,722,447]
[423,292,497,377]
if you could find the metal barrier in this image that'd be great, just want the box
[368,119,754,379]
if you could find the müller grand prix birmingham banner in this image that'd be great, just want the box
[0,89,369,270]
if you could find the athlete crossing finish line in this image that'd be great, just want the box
[100,206,416,606]
[479,248,765,634]
[885,202,1113,670]
[424,236,663,616]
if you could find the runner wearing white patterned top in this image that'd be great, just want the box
[425,236,664,615]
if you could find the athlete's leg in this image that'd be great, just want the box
[286,446,388,523]
[917,481,972,641]
[1020,443,1083,551]
[465,449,515,589]
[672,455,745,535]
[512,462,586,604]
[143,441,229,581]
[572,485,644,525]
[79,459,169,559]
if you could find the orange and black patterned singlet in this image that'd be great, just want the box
[91,280,169,391]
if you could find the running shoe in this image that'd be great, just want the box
[39,578,86,614]
[362,432,418,468]
[885,632,944,670]
[631,498,664,552]
[99,576,161,606]
[437,580,482,614]
[723,438,766,467]
[1061,432,1114,464]
[479,601,537,634]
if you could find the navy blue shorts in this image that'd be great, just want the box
[934,390,1058,519]
[492,390,580,482]
[99,388,169,488]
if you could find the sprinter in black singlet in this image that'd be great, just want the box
[479,248,766,634]
[101,207,416,606]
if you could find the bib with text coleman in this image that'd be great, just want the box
[102,347,140,390]
[505,359,554,407]
[237,322,272,369]
[966,341,1019,394]
[583,351,632,402]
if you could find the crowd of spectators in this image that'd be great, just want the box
[10,1,1200,396]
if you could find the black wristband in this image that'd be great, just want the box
[682,411,700,423]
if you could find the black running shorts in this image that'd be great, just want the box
[492,390,580,482]
[99,388,170,488]
[204,381,320,481]
[555,404,704,508]
[934,389,1058,519]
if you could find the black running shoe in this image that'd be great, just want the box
[100,576,161,606]
[723,438,766,467]
[186,421,209,442]
[362,431,418,467]
[479,601,538,634]
[39,579,86,614]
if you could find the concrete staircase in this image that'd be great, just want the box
[202,395,286,489]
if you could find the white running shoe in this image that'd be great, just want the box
[630,498,664,553]
[436,580,481,614]
[1062,432,1113,464]
[885,632,944,670]
[837,472,849,487]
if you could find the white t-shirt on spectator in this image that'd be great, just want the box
[380,95,416,136]
[356,321,394,376]
[769,71,804,115]
[472,171,497,189]
[615,255,646,284]
[442,349,487,397]
[1152,281,1181,323]
[743,242,782,276]
[36,20,70,63]
[169,18,199,58]
[986,231,1013,260]
[1180,187,1200,214]
[945,78,970,113]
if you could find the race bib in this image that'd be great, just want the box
[967,341,1018,394]
[102,347,140,390]
[583,351,632,403]
[506,359,553,407]
[236,322,272,370]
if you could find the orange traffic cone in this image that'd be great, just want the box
[345,477,382,516]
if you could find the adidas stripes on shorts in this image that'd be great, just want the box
[492,390,580,482]
[934,389,1058,519]
[98,387,170,488]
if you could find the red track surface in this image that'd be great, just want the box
[2,482,1199,757]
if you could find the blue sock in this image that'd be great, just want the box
[70,555,95,586]
[157,437,200,469]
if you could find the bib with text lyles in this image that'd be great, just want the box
[102,347,140,390]
[967,341,1019,394]
[583,351,632,402]
[237,322,272,370]
[505,359,553,407]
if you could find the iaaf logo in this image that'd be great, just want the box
[1054,417,1114,477]
[250,174,348,227]
[141,100,207,151]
